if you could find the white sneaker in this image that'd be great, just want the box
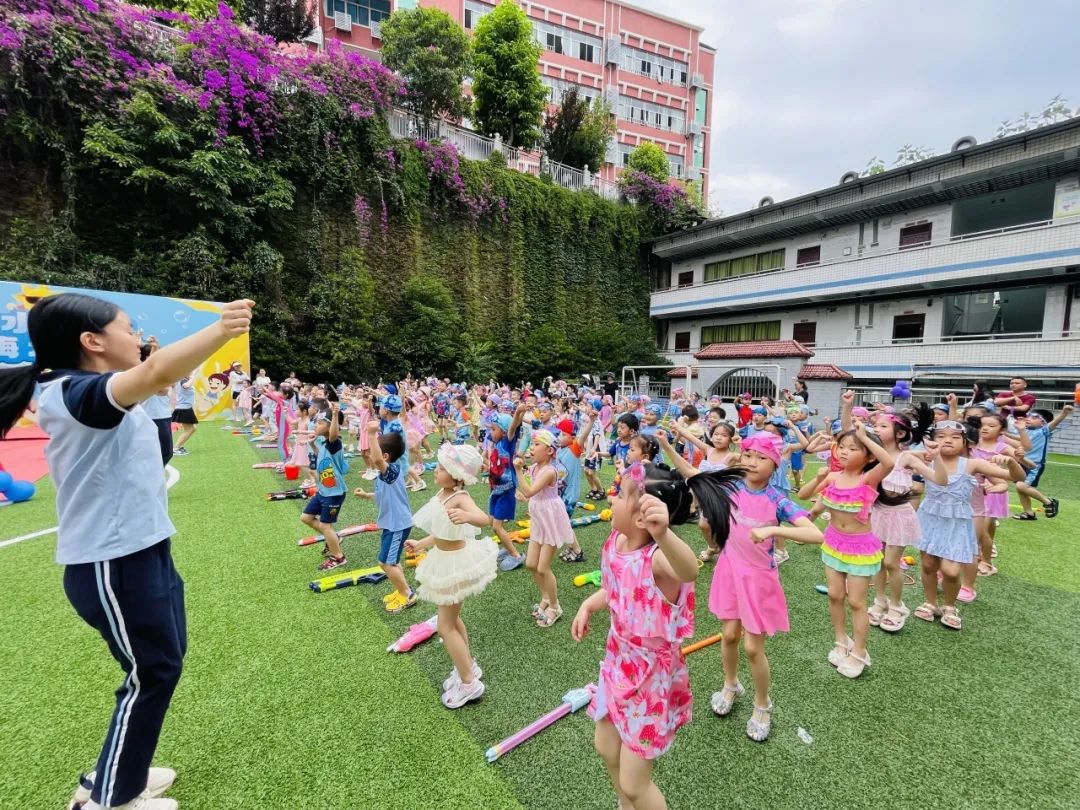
[70,768,176,808]
[441,678,485,709]
[443,660,482,692]
[79,796,178,810]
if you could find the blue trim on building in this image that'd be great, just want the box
[651,246,1080,315]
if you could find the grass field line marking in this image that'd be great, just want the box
[0,465,181,549]
[1048,460,1080,468]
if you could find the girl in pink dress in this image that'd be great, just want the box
[705,433,822,741]
[513,429,573,628]
[963,413,1029,591]
[572,461,740,810]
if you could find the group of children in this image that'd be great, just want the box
[268,376,1073,810]
[3,288,1073,810]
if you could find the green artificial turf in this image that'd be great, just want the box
[1,427,1078,809]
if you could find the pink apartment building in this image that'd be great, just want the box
[314,0,714,196]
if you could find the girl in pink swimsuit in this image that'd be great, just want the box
[572,461,740,809]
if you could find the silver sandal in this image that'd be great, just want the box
[710,681,744,716]
[746,701,774,742]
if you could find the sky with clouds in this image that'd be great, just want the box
[645,0,1080,216]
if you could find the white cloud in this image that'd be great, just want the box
[775,0,858,38]
[706,171,799,216]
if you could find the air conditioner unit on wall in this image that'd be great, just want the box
[603,86,619,107]
[333,11,352,31]
[370,19,381,39]
[689,72,704,88]
[685,120,702,137]
[605,36,621,65]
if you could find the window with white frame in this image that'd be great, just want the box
[463,0,493,30]
[619,44,687,85]
[532,20,602,64]
[326,0,391,26]
[617,94,684,133]
[539,75,598,107]
[668,154,684,178]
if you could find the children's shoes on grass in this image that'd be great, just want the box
[317,555,346,571]
[442,678,485,709]
[746,701,773,742]
[710,681,744,716]
[443,660,482,691]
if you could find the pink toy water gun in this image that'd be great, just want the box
[297,522,378,546]
[484,684,596,763]
[386,614,438,653]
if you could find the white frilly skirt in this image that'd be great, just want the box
[415,540,498,606]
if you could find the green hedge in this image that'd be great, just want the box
[0,1,670,381]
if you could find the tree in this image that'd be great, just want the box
[379,6,471,123]
[627,142,669,183]
[245,0,314,43]
[541,88,614,170]
[389,275,462,378]
[471,0,547,149]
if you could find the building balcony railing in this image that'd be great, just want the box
[662,331,1080,372]
[388,109,621,200]
[649,217,1080,318]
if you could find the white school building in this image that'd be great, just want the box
[645,119,1080,452]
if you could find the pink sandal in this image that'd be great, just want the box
[914,602,941,622]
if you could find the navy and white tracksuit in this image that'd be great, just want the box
[38,370,185,807]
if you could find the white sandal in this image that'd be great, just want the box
[746,701,774,742]
[879,602,909,633]
[827,636,853,667]
[838,649,871,679]
[710,681,744,716]
[868,598,888,627]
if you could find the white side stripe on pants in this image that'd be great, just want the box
[95,560,142,807]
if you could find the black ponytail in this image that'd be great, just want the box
[0,293,120,437]
[642,463,744,552]
[0,364,39,438]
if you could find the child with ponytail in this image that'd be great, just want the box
[866,406,942,632]
[572,461,741,809]
[915,420,1024,630]
[0,293,254,810]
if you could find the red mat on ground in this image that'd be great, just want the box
[0,426,50,484]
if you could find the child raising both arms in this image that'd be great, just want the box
[0,294,254,810]
[406,444,498,709]
[513,429,575,628]
[572,461,739,810]
[798,422,894,678]
[914,420,1024,630]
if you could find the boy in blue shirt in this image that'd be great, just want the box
[302,401,350,571]
[489,403,527,571]
[739,405,769,439]
[556,411,595,563]
[1012,405,1072,520]
[355,418,416,612]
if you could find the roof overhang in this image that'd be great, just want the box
[652,134,1080,260]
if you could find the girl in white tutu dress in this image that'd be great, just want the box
[406,443,498,709]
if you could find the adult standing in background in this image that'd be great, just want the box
[794,379,810,404]
[228,361,248,422]
[995,377,1035,419]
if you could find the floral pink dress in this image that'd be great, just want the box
[588,530,695,759]
[709,482,808,636]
